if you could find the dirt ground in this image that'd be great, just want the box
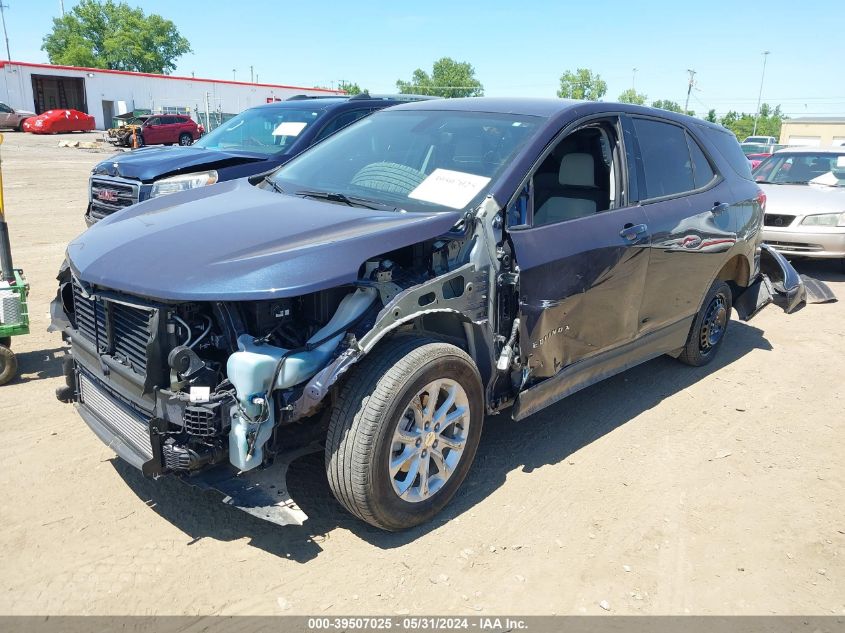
[0,131,842,616]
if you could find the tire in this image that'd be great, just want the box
[0,337,10,348]
[350,162,426,195]
[135,134,144,148]
[325,336,484,531]
[677,280,732,367]
[178,133,192,146]
[17,121,25,132]
[0,345,18,386]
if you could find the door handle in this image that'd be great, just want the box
[620,223,648,241]
[711,202,730,215]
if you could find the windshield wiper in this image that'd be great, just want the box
[262,176,285,194]
[294,190,382,210]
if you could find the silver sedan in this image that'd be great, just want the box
[756,147,845,266]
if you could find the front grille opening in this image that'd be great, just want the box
[71,281,156,376]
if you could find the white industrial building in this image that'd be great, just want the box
[0,60,344,129]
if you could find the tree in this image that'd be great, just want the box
[651,99,683,113]
[557,68,606,101]
[618,88,647,105]
[396,57,483,98]
[719,104,785,141]
[651,99,694,116]
[338,81,365,96]
[705,109,718,123]
[42,0,191,74]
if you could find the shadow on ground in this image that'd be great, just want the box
[8,346,66,384]
[114,320,773,563]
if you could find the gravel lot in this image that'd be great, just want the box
[0,131,842,616]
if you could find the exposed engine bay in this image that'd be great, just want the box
[52,222,516,482]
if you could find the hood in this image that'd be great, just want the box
[761,183,845,216]
[92,146,273,182]
[67,178,463,302]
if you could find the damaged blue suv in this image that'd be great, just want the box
[54,98,807,531]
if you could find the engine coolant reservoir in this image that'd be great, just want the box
[226,287,377,471]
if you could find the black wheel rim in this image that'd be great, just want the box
[699,294,727,352]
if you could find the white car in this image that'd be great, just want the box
[756,147,845,267]
[743,135,778,145]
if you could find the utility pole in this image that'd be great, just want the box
[752,51,770,136]
[232,68,236,81]
[59,0,65,15]
[632,68,637,91]
[684,69,696,114]
[250,65,254,83]
[0,3,11,62]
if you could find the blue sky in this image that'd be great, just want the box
[8,0,844,117]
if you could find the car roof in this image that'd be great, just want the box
[387,97,728,130]
[773,146,845,154]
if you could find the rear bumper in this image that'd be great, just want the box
[762,227,845,258]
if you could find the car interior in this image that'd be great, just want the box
[532,124,617,226]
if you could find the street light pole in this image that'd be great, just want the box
[0,3,11,62]
[752,51,770,136]
[632,68,637,91]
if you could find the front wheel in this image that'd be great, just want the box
[677,280,732,367]
[325,336,484,531]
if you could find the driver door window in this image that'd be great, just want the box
[531,124,622,227]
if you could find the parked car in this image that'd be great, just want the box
[106,114,200,148]
[85,94,436,225]
[53,98,805,531]
[747,152,772,170]
[22,109,95,134]
[743,135,777,145]
[754,147,845,266]
[0,101,35,131]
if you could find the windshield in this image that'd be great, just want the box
[754,152,845,187]
[193,107,323,155]
[269,109,543,212]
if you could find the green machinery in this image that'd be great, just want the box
[0,133,29,386]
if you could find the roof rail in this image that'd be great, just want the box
[285,94,345,101]
[349,92,440,102]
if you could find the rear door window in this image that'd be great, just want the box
[633,118,695,199]
[700,124,753,180]
[686,132,716,188]
[314,109,373,142]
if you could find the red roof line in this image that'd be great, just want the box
[0,60,346,94]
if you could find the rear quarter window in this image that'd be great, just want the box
[699,125,753,180]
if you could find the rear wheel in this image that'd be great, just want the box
[0,345,17,386]
[0,337,10,348]
[178,133,192,146]
[677,280,732,367]
[325,336,484,531]
[17,121,24,132]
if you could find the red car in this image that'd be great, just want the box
[747,152,772,170]
[22,109,95,134]
[107,114,201,147]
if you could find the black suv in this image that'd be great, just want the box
[55,98,805,531]
[86,93,435,225]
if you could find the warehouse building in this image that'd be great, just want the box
[0,60,344,130]
[779,117,845,147]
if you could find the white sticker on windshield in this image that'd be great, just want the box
[837,156,845,168]
[272,121,307,137]
[408,169,491,209]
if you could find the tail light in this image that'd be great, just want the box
[756,189,766,213]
